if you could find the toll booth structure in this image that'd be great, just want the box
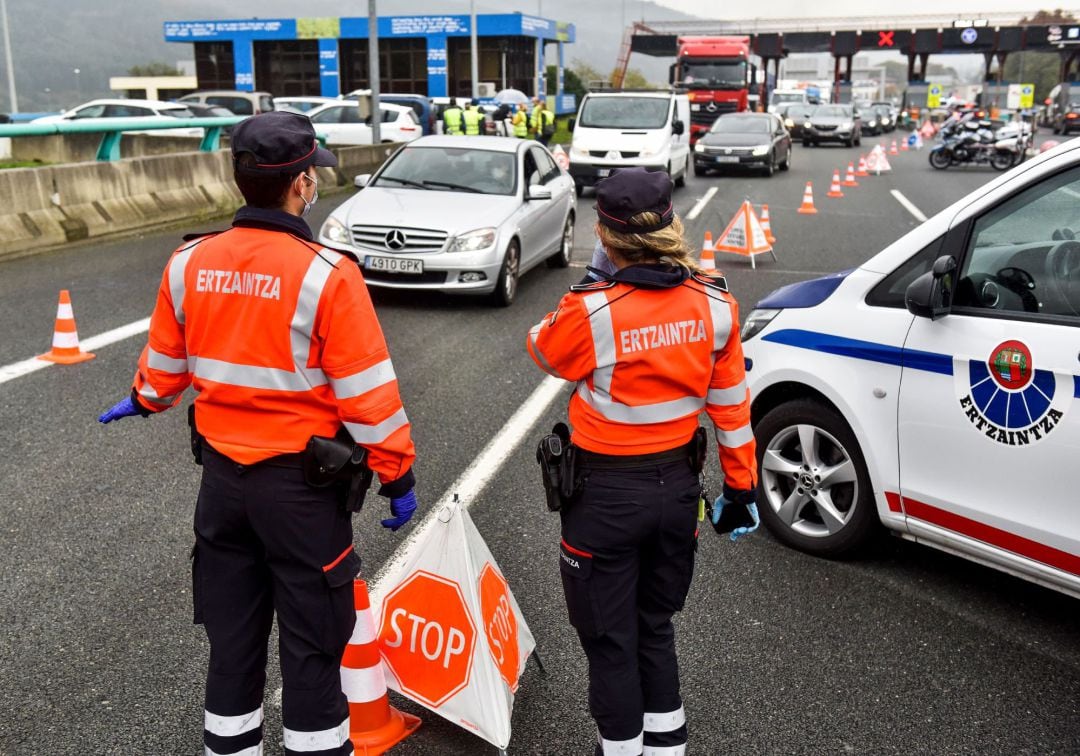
[163,14,577,112]
[626,19,1080,111]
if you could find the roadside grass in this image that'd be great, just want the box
[0,158,49,169]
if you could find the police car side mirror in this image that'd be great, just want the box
[354,174,371,189]
[567,118,575,132]
[905,255,957,320]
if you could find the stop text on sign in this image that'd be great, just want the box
[383,608,468,669]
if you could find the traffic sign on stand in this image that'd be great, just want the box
[927,84,943,109]
[373,502,537,750]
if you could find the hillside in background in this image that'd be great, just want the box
[0,0,696,112]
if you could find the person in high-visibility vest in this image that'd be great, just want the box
[512,102,529,138]
[99,111,419,756]
[443,102,464,135]
[463,99,483,136]
[526,167,758,756]
[530,99,555,146]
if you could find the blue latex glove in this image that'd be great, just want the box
[710,494,760,542]
[382,489,418,531]
[99,396,140,424]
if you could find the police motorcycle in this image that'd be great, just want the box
[928,118,1019,171]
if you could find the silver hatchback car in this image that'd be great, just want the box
[318,136,577,306]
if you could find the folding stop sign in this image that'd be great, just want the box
[379,571,477,708]
[373,503,536,750]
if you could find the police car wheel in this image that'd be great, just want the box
[547,213,575,268]
[755,399,878,557]
[491,240,520,307]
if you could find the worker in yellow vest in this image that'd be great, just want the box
[463,100,483,136]
[512,102,529,138]
[443,103,464,135]
[530,99,555,146]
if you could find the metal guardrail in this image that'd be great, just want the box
[0,116,248,161]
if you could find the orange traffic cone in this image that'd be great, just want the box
[826,169,844,198]
[759,203,776,244]
[700,231,716,269]
[889,140,899,155]
[342,580,421,754]
[37,290,95,364]
[900,137,909,152]
[841,162,859,187]
[855,155,869,177]
[797,182,818,215]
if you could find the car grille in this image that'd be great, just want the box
[362,269,449,285]
[588,150,640,158]
[813,124,838,131]
[700,146,753,156]
[690,102,738,126]
[350,224,448,254]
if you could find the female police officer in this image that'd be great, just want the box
[526,167,758,755]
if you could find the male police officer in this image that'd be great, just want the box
[99,111,418,756]
[463,99,484,136]
[443,101,464,135]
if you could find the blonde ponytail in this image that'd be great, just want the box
[595,211,702,274]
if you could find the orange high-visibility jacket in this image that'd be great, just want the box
[527,270,756,492]
[132,226,415,487]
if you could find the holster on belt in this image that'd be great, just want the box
[303,429,374,513]
[536,422,573,512]
[188,404,204,466]
[689,426,707,474]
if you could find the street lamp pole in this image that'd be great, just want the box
[0,0,17,113]
[469,0,479,99]
[74,68,81,99]
[368,0,380,144]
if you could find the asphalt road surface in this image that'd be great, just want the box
[1,132,1077,755]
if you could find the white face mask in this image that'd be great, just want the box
[297,173,318,217]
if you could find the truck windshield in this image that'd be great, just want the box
[680,61,746,89]
[578,97,671,129]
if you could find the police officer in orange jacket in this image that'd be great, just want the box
[99,111,417,756]
[527,167,758,755]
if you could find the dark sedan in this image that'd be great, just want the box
[802,104,861,148]
[1053,101,1080,135]
[693,113,791,177]
[778,104,815,140]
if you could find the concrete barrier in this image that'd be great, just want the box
[0,143,400,261]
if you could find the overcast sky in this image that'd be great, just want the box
[649,0,1049,20]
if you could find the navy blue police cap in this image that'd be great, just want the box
[232,111,338,175]
[594,167,675,233]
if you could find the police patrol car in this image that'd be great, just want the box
[741,139,1080,599]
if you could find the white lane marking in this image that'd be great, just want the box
[686,187,718,221]
[369,374,567,604]
[890,189,928,223]
[0,317,151,386]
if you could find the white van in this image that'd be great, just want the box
[567,91,691,196]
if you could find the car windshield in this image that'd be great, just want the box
[771,93,804,104]
[162,107,196,119]
[373,146,517,196]
[710,117,770,134]
[788,106,814,119]
[679,60,747,90]
[813,106,850,118]
[579,97,671,129]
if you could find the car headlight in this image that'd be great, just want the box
[570,145,589,159]
[740,308,781,341]
[804,121,812,129]
[840,121,853,130]
[784,118,794,129]
[640,147,656,157]
[751,145,771,156]
[868,119,877,127]
[694,142,706,153]
[320,216,351,245]
[450,227,497,253]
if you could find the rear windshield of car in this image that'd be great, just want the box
[710,116,770,133]
[579,97,671,129]
[812,106,851,118]
[374,146,517,196]
[161,107,196,119]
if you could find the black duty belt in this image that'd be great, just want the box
[202,442,304,470]
[575,441,694,471]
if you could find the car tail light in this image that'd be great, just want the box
[1067,113,1078,119]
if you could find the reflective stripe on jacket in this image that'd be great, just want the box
[444,107,463,135]
[526,271,756,491]
[463,108,482,136]
[132,226,416,485]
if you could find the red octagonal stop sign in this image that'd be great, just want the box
[479,563,521,692]
[378,570,477,708]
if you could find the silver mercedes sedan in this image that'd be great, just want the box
[318,135,577,306]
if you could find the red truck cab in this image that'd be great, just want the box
[670,36,758,144]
